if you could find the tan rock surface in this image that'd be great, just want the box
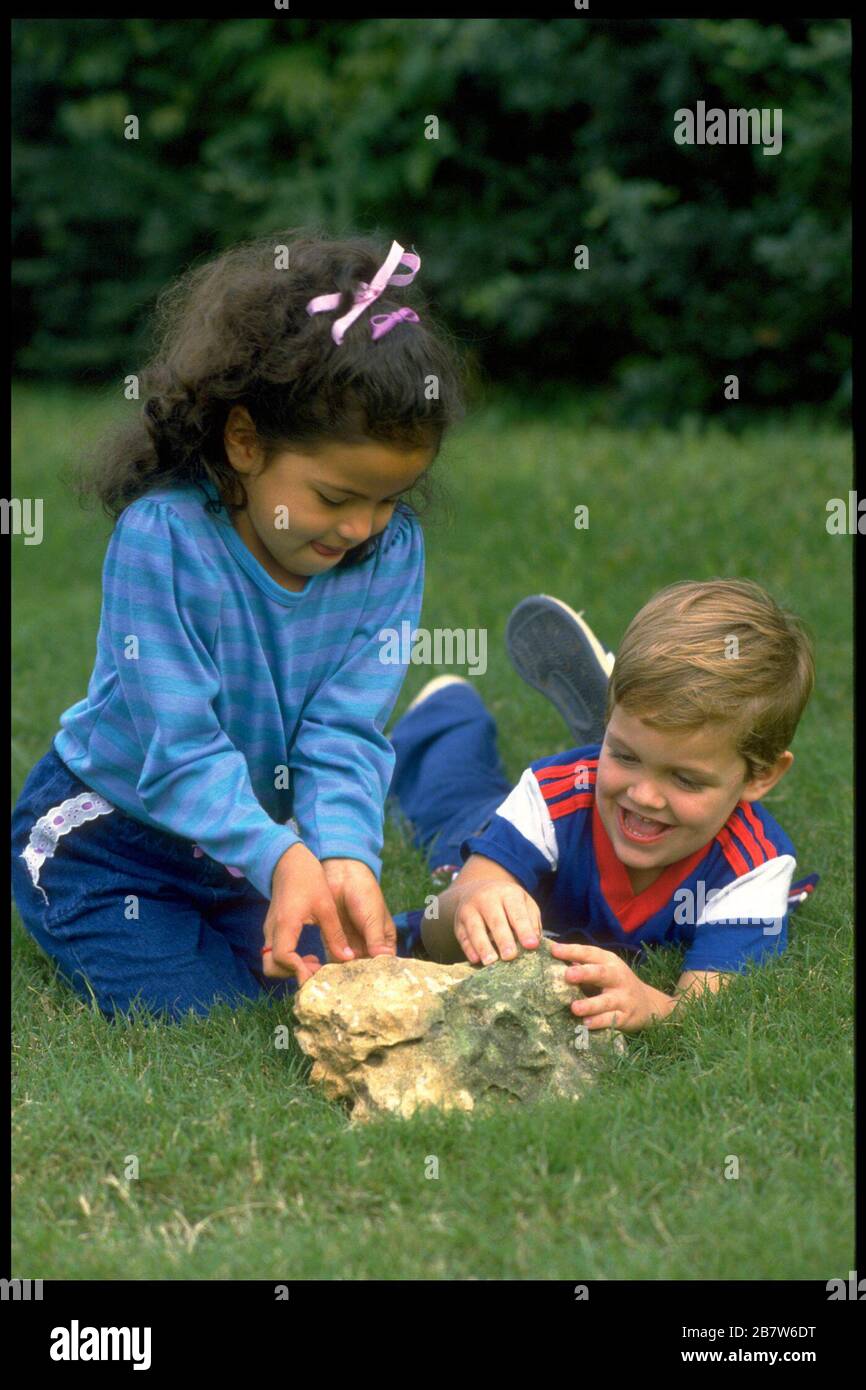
[293,939,625,1122]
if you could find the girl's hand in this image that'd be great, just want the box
[262,842,354,984]
[548,941,668,1032]
[321,858,397,960]
[453,880,542,966]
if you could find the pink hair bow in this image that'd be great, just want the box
[370,305,420,340]
[306,239,421,345]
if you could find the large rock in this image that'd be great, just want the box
[293,938,625,1122]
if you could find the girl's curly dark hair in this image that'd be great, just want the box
[70,226,468,567]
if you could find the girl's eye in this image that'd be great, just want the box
[675,774,702,790]
[317,493,398,508]
[613,751,636,763]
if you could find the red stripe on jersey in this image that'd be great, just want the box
[716,825,750,879]
[740,802,777,860]
[548,792,594,819]
[539,771,597,800]
[727,810,766,870]
[535,759,598,783]
[592,804,712,934]
[535,760,597,807]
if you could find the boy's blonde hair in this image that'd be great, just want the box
[605,579,815,779]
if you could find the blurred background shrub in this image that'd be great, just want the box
[12,16,850,424]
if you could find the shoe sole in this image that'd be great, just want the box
[505,595,612,745]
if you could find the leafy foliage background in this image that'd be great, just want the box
[12,17,850,423]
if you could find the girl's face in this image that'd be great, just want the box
[223,409,433,590]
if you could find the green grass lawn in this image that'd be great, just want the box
[11,383,853,1279]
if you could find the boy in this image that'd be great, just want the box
[388,580,818,1033]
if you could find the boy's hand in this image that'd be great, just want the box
[548,941,673,1033]
[321,858,397,961]
[453,880,542,965]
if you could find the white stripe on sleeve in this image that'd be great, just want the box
[491,767,559,871]
[696,854,796,925]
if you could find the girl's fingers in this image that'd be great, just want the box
[336,917,367,956]
[375,903,399,955]
[264,916,302,976]
[289,954,318,985]
[313,894,356,963]
[296,954,324,981]
[264,944,308,981]
[357,899,398,957]
[326,886,372,956]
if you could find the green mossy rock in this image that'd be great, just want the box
[294,938,625,1122]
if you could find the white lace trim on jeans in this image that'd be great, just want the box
[21,790,116,906]
[23,795,301,902]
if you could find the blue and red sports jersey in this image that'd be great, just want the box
[460,744,803,974]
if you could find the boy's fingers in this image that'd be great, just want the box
[458,907,499,964]
[550,941,595,960]
[571,990,619,1018]
[575,1009,620,1031]
[453,922,478,963]
[548,942,580,960]
[479,904,521,961]
[503,896,542,948]
[565,962,607,986]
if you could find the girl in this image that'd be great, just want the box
[11,229,466,1022]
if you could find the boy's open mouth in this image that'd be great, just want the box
[616,803,674,844]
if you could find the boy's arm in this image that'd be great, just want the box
[657,969,734,1021]
[421,854,530,962]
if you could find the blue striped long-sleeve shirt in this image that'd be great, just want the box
[53,478,425,900]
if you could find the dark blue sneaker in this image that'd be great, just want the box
[505,595,614,746]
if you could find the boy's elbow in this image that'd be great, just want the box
[669,970,735,1011]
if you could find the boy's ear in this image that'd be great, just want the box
[741,750,794,802]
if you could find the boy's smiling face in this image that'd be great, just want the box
[595,705,792,894]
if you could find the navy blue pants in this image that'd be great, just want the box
[389,682,512,873]
[11,746,420,1023]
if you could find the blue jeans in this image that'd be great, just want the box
[11,746,415,1023]
[386,682,516,955]
[389,683,512,873]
